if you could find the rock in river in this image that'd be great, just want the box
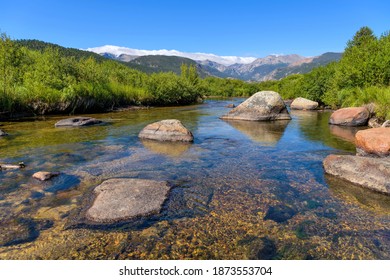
[323,154,390,194]
[138,119,194,142]
[290,97,319,110]
[0,129,8,136]
[86,178,171,224]
[329,107,369,126]
[220,91,291,121]
[32,171,60,181]
[355,127,390,157]
[54,117,103,127]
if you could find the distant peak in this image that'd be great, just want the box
[86,45,257,66]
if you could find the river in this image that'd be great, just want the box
[0,98,389,259]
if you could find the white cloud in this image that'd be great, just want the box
[85,45,257,66]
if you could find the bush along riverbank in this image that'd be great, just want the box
[0,33,202,116]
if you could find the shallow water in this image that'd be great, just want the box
[0,99,389,259]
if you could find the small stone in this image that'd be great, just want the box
[226,103,235,108]
[0,129,8,136]
[382,120,390,127]
[32,171,60,181]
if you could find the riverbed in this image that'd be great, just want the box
[0,98,389,259]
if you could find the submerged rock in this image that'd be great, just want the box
[32,171,60,181]
[138,119,194,142]
[264,205,296,223]
[323,154,390,194]
[355,127,390,157]
[85,178,171,224]
[54,117,103,127]
[220,91,291,121]
[0,162,25,170]
[0,129,8,136]
[290,97,319,110]
[329,107,369,126]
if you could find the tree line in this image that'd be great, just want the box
[1,27,389,119]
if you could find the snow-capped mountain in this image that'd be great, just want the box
[87,45,342,81]
[86,45,257,66]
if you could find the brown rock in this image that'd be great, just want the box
[85,178,171,223]
[220,91,291,121]
[323,154,390,194]
[226,103,235,108]
[329,107,369,126]
[355,127,390,157]
[138,119,194,142]
[290,97,319,110]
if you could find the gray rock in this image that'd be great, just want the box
[220,91,291,121]
[54,117,103,127]
[290,97,319,110]
[86,178,171,224]
[138,119,194,142]
[32,171,60,181]
[323,154,390,194]
[0,129,8,136]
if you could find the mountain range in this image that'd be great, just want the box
[87,45,342,81]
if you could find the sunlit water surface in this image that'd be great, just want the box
[0,99,389,259]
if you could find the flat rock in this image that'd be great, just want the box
[32,171,60,181]
[86,178,171,224]
[0,129,8,136]
[138,119,194,142]
[220,91,291,121]
[290,97,319,110]
[54,117,103,127]
[329,107,369,126]
[355,127,390,157]
[323,154,390,194]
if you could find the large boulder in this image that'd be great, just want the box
[54,117,103,127]
[323,154,390,194]
[220,91,291,121]
[355,127,390,157]
[329,107,369,126]
[138,119,194,142]
[290,97,319,110]
[86,178,171,224]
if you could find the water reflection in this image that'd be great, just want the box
[326,175,390,214]
[329,125,360,143]
[294,110,360,152]
[224,120,290,146]
[141,139,192,157]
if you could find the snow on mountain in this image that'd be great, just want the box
[86,45,257,66]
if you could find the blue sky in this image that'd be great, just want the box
[1,0,390,57]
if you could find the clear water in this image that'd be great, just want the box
[0,98,389,259]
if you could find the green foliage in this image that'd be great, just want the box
[256,26,390,120]
[0,34,202,115]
